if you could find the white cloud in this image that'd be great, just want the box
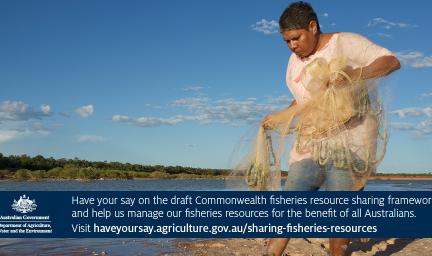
[251,19,279,35]
[266,95,292,105]
[0,130,20,143]
[396,51,432,68]
[30,122,51,135]
[113,94,292,128]
[323,13,329,17]
[0,100,50,122]
[390,122,415,131]
[172,96,210,109]
[144,103,162,109]
[373,33,392,39]
[421,92,432,97]
[76,105,94,117]
[76,135,105,143]
[368,17,417,29]
[182,86,204,92]
[112,114,206,127]
[390,105,432,136]
[391,119,432,137]
[41,104,51,114]
[0,101,54,143]
[390,106,432,118]
[417,119,432,136]
[0,124,50,143]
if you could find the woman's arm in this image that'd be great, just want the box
[349,55,401,80]
[262,100,297,129]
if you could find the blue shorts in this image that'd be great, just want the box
[284,159,364,191]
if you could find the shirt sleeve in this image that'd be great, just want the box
[338,32,394,67]
[286,53,295,86]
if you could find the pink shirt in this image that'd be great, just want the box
[286,32,394,164]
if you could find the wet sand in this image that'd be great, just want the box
[172,238,432,255]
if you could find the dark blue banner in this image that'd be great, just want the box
[0,191,431,238]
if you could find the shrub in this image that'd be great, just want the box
[14,169,32,181]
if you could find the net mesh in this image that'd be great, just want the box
[234,56,388,191]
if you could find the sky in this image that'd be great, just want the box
[1,0,431,173]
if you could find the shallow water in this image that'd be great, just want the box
[1,179,431,191]
[0,179,431,255]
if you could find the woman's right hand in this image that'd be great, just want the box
[262,113,279,129]
[262,101,297,129]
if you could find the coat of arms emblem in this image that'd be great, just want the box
[11,194,37,214]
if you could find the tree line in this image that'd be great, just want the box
[0,153,229,180]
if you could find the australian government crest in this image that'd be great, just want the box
[11,194,37,214]
[0,194,52,236]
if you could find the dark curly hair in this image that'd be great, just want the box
[279,1,321,32]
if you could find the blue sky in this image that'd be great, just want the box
[1,0,431,173]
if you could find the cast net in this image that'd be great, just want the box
[232,56,388,191]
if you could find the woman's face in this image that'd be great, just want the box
[281,21,319,58]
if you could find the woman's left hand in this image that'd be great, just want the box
[333,66,361,86]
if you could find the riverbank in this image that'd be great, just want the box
[0,170,226,181]
[173,238,432,255]
[2,174,431,182]
[369,175,432,180]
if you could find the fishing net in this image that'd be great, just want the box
[233,55,388,191]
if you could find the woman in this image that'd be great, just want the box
[261,2,400,255]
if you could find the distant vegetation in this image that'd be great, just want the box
[368,172,432,181]
[0,153,229,181]
[0,153,430,181]
[372,172,432,176]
